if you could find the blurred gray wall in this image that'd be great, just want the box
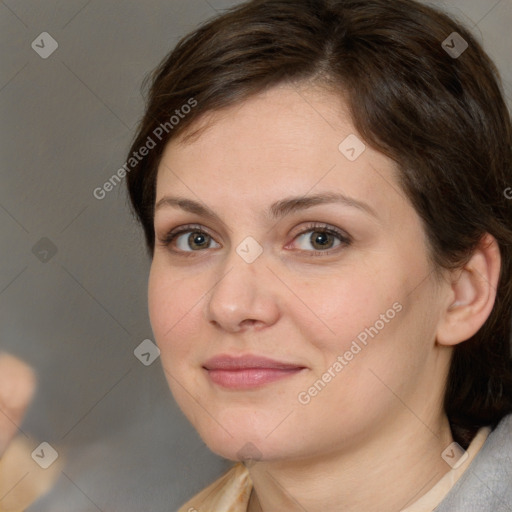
[0,1,510,511]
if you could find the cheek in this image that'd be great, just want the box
[293,264,401,357]
[148,264,200,359]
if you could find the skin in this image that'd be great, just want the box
[0,353,35,457]
[0,354,63,510]
[149,82,501,512]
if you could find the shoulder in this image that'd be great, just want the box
[177,462,252,512]
[435,413,512,512]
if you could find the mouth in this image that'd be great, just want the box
[202,354,307,390]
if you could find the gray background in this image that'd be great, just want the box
[0,1,510,511]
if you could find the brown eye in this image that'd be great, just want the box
[185,232,210,250]
[171,230,219,252]
[291,224,351,255]
[159,225,221,253]
[310,231,336,250]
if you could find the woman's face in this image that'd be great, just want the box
[148,83,449,463]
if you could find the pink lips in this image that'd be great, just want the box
[203,354,307,389]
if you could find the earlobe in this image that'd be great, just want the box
[436,233,501,347]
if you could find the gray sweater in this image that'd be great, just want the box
[435,413,512,511]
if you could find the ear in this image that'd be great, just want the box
[436,233,501,346]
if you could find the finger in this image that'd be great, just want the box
[0,435,63,512]
[0,353,36,457]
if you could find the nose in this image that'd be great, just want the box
[204,248,281,333]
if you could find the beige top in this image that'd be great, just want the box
[178,426,491,512]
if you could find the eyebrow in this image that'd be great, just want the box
[154,192,378,223]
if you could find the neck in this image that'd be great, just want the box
[247,412,454,512]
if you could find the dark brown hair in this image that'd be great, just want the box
[126,0,512,448]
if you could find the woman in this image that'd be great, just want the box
[125,0,512,510]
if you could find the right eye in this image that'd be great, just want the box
[158,224,221,254]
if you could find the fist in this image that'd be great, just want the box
[0,353,36,456]
[0,353,63,512]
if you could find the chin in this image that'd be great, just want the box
[197,416,314,464]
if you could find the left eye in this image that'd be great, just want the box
[290,226,350,254]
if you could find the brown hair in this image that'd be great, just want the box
[126,0,512,448]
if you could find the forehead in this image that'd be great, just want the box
[155,84,403,224]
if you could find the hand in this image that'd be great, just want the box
[0,353,36,457]
[0,353,62,512]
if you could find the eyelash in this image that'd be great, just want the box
[157,222,352,257]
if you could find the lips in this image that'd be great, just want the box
[203,354,305,371]
[203,354,307,389]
